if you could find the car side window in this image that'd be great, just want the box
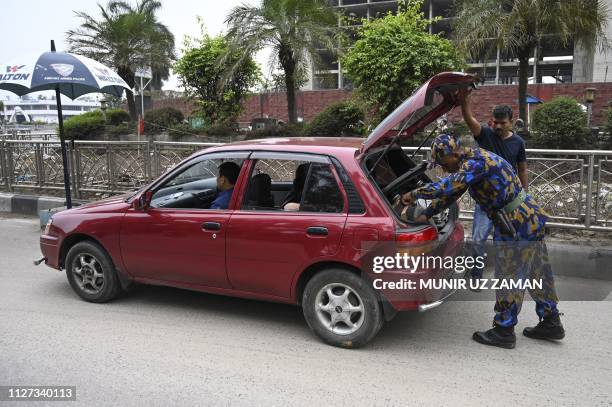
[241,157,344,213]
[150,156,244,210]
[167,159,220,187]
[301,163,344,213]
[242,159,309,211]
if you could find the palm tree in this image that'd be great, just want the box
[66,0,175,120]
[453,0,609,126]
[225,0,339,123]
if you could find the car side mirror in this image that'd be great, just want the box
[133,190,153,210]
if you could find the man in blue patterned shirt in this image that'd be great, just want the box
[402,134,564,349]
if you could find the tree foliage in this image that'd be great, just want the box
[67,0,176,120]
[453,0,610,125]
[143,106,184,134]
[304,101,365,137]
[225,0,339,123]
[531,97,588,149]
[174,27,260,125]
[342,1,464,123]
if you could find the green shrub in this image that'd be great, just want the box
[63,110,105,140]
[105,123,133,139]
[144,107,184,134]
[106,108,131,126]
[245,123,305,140]
[604,107,612,149]
[202,123,237,138]
[168,123,196,139]
[531,97,589,149]
[304,102,365,137]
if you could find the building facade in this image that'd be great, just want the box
[0,99,101,124]
[309,0,612,90]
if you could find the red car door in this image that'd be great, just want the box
[120,209,232,287]
[226,152,348,298]
[120,152,249,288]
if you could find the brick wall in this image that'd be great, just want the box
[446,82,612,126]
[151,83,612,126]
[237,90,352,124]
[150,98,197,118]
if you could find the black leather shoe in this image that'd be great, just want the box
[523,314,565,340]
[473,325,516,349]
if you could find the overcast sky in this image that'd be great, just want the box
[0,0,269,100]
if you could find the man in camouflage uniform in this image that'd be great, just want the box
[402,134,565,349]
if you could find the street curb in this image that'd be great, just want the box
[546,242,612,281]
[0,193,84,216]
[479,241,612,281]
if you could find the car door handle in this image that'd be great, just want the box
[202,222,221,231]
[306,226,328,236]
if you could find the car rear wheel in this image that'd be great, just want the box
[65,241,122,303]
[302,269,383,348]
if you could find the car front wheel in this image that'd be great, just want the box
[65,241,122,303]
[302,269,383,348]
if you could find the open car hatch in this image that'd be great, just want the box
[360,72,476,155]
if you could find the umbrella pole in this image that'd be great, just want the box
[50,40,72,209]
[55,87,73,209]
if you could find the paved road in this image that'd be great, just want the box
[1,215,611,406]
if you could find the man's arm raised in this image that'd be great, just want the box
[460,92,482,138]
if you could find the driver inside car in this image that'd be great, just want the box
[210,162,241,210]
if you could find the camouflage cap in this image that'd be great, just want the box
[430,133,460,164]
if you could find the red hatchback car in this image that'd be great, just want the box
[40,72,475,347]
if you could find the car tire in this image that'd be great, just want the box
[65,241,122,303]
[302,269,384,348]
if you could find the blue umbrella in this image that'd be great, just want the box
[0,40,131,208]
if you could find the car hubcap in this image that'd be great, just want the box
[315,283,365,335]
[72,253,104,295]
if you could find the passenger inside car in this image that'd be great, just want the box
[281,163,310,211]
[245,173,275,209]
[211,161,241,209]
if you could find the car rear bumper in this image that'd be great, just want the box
[378,221,466,312]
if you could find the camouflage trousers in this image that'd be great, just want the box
[491,233,559,328]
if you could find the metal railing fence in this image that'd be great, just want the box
[0,140,610,231]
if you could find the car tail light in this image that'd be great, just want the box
[396,226,437,257]
[396,226,437,242]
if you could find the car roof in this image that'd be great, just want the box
[201,137,364,159]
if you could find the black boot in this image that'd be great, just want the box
[523,314,565,340]
[472,325,516,349]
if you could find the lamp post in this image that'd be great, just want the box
[585,87,597,128]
